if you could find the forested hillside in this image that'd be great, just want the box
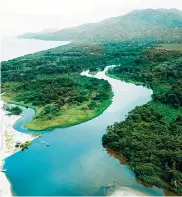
[103,47,182,195]
[19,9,182,42]
[1,41,152,130]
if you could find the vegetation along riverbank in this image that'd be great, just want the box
[103,45,182,195]
[1,43,115,130]
[1,41,152,130]
[2,39,181,194]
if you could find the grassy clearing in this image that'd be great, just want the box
[157,44,182,51]
[25,98,112,130]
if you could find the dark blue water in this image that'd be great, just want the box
[4,69,165,196]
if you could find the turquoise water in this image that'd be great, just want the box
[4,67,165,196]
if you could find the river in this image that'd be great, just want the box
[3,38,165,196]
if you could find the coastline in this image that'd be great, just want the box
[0,101,37,197]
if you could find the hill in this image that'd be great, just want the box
[18,9,182,42]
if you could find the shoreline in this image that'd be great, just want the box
[2,93,113,131]
[0,101,37,197]
[1,69,113,131]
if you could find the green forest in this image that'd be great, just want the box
[1,43,115,130]
[3,104,23,115]
[103,47,182,195]
[1,41,152,130]
[2,40,182,194]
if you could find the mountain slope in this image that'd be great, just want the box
[19,9,182,42]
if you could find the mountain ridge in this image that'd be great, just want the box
[18,8,182,42]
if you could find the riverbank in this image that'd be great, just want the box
[105,71,146,87]
[2,72,113,131]
[0,101,37,197]
[2,93,113,131]
[25,96,113,131]
[103,49,182,195]
[2,67,163,196]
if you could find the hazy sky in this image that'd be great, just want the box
[0,0,182,36]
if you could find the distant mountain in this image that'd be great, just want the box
[19,28,59,39]
[18,9,182,42]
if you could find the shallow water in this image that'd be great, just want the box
[4,66,165,196]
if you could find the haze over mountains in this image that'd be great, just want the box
[19,8,182,42]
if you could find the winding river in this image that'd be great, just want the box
[4,65,166,196]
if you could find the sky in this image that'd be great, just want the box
[0,0,182,36]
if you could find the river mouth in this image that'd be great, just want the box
[4,66,165,196]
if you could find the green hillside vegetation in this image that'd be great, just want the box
[103,47,182,195]
[19,9,182,42]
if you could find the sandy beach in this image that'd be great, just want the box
[0,100,36,197]
[111,187,149,196]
